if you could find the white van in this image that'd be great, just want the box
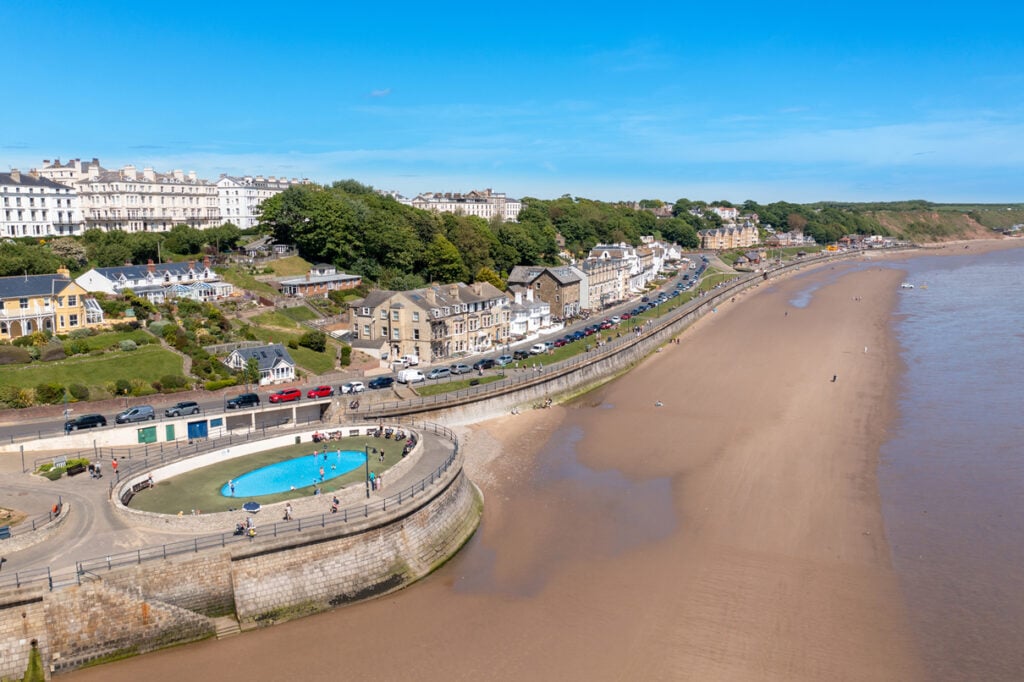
[400,354,420,366]
[396,368,425,384]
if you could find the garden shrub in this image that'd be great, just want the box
[287,339,298,349]
[34,383,65,405]
[0,345,31,365]
[0,386,34,408]
[129,379,157,396]
[65,339,90,355]
[339,345,352,367]
[68,383,90,401]
[114,378,131,396]
[148,320,170,336]
[119,340,138,352]
[69,328,94,339]
[40,343,66,362]
[204,377,238,391]
[298,330,326,352]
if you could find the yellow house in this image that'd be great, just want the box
[0,267,105,340]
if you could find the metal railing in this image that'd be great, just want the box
[0,420,460,592]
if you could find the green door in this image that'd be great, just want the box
[165,424,175,441]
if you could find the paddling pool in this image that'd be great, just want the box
[222,450,366,497]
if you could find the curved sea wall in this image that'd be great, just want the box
[0,452,481,678]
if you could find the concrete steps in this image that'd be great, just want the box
[213,615,241,639]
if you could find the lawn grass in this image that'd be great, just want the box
[280,306,317,322]
[414,374,504,396]
[76,329,156,351]
[127,436,403,515]
[249,311,299,328]
[0,345,184,391]
[266,256,311,276]
[215,266,279,297]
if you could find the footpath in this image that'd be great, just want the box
[0,421,456,584]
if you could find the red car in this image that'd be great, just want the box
[307,385,334,399]
[269,388,302,403]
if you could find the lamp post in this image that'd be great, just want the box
[364,445,370,498]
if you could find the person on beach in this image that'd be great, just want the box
[832,374,837,382]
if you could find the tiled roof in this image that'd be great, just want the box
[0,173,73,190]
[0,274,73,300]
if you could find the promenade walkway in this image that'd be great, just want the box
[0,421,456,587]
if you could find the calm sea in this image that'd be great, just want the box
[878,246,1024,681]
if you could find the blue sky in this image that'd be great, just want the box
[2,2,1022,204]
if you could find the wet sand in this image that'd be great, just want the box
[67,262,924,681]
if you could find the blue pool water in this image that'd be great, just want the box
[222,450,366,497]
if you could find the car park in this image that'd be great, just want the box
[426,367,451,380]
[450,363,472,375]
[308,385,335,398]
[529,343,547,354]
[495,354,514,366]
[268,388,302,403]
[64,414,107,432]
[165,401,201,417]
[339,382,364,394]
[472,358,496,370]
[226,392,261,409]
[367,376,395,389]
[115,405,155,424]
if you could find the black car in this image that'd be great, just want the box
[226,392,261,409]
[367,376,395,390]
[513,349,531,360]
[65,414,107,432]
[472,358,496,370]
[165,401,201,417]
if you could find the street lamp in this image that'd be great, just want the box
[364,444,370,498]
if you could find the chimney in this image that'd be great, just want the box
[43,159,50,166]
[305,272,311,281]
[472,282,483,296]
[9,169,20,183]
[188,170,197,182]
[88,163,100,180]
[188,260,195,272]
[123,164,137,180]
[147,259,155,273]
[173,169,184,181]
[424,288,436,304]
[56,266,70,278]
[143,167,155,182]
[448,284,459,298]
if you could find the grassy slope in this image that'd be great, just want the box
[266,256,311,276]
[0,345,183,391]
[870,210,997,242]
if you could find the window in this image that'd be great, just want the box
[391,310,399,322]
[392,328,400,340]
[67,295,77,306]
[412,312,420,322]
[380,310,388,320]
[69,314,79,327]
[19,298,28,309]
[413,328,420,340]
[363,324,370,337]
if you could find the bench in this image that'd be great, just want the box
[469,379,480,386]
[0,526,11,540]
[66,463,87,477]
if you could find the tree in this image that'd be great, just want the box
[298,329,327,353]
[474,266,505,290]
[423,234,468,283]
[243,357,260,387]
[47,237,88,269]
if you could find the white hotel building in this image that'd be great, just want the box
[1,169,84,237]
[216,174,307,229]
[410,189,522,221]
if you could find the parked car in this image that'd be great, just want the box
[513,349,531,360]
[529,343,547,355]
[226,392,261,409]
[610,316,621,324]
[165,401,201,417]
[599,320,613,330]
[495,354,514,366]
[367,376,395,390]
[339,382,364,394]
[621,313,632,320]
[64,413,107,432]
[472,358,496,370]
[396,369,426,384]
[268,388,302,404]
[307,385,335,399]
[426,367,451,380]
[570,330,586,341]
[115,405,155,424]
[400,354,420,366]
[553,338,568,348]
[641,296,650,302]
[450,363,472,375]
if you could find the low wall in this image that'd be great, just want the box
[0,503,71,554]
[0,444,480,678]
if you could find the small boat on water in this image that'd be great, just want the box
[900,282,915,289]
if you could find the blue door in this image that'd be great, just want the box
[187,420,209,440]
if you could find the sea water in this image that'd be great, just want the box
[879,246,1024,680]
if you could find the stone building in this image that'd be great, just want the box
[1,169,83,237]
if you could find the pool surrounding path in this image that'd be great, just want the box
[0,423,459,581]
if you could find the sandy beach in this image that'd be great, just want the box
[65,254,936,682]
